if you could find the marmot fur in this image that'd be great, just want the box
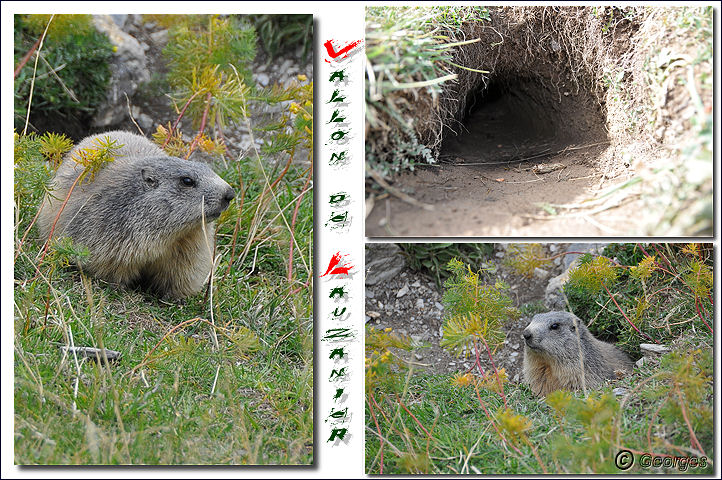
[37,130,235,299]
[522,311,633,396]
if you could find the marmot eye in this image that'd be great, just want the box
[181,176,196,187]
[550,323,559,330]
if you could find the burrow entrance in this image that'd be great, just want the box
[440,74,608,171]
[366,72,619,237]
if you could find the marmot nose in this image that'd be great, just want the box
[523,330,532,342]
[224,187,235,203]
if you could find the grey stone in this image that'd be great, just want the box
[613,387,628,397]
[136,113,153,132]
[640,343,670,355]
[280,59,293,73]
[110,15,128,27]
[365,244,406,286]
[563,243,605,270]
[534,267,549,280]
[91,15,150,127]
[149,29,169,45]
[545,243,607,309]
[255,73,270,87]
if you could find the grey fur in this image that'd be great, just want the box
[522,311,633,396]
[37,130,235,299]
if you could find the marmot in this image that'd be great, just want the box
[37,130,235,299]
[522,311,633,396]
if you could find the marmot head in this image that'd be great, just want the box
[522,311,588,360]
[134,155,235,227]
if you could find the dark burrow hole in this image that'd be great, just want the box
[441,75,608,166]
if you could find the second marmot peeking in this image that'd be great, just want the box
[522,311,634,396]
[37,130,235,299]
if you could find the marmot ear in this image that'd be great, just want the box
[141,168,158,188]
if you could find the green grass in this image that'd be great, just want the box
[14,150,313,465]
[366,338,713,474]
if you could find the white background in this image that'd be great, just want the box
[2,1,721,479]
[2,1,365,478]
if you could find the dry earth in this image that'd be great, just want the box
[366,81,640,237]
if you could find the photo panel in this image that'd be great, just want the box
[12,13,313,465]
[365,242,713,474]
[364,6,713,237]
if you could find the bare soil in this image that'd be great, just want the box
[366,79,640,237]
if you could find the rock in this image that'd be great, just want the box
[396,284,409,298]
[130,14,144,28]
[640,343,670,355]
[109,15,128,27]
[149,29,169,45]
[280,59,294,73]
[545,243,607,309]
[534,267,549,280]
[544,271,570,310]
[366,290,375,298]
[434,302,444,311]
[411,280,421,288]
[635,357,645,368]
[367,311,381,319]
[136,113,153,132]
[255,73,270,87]
[365,244,406,286]
[613,387,628,397]
[563,243,605,270]
[91,15,150,127]
[415,298,424,309]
